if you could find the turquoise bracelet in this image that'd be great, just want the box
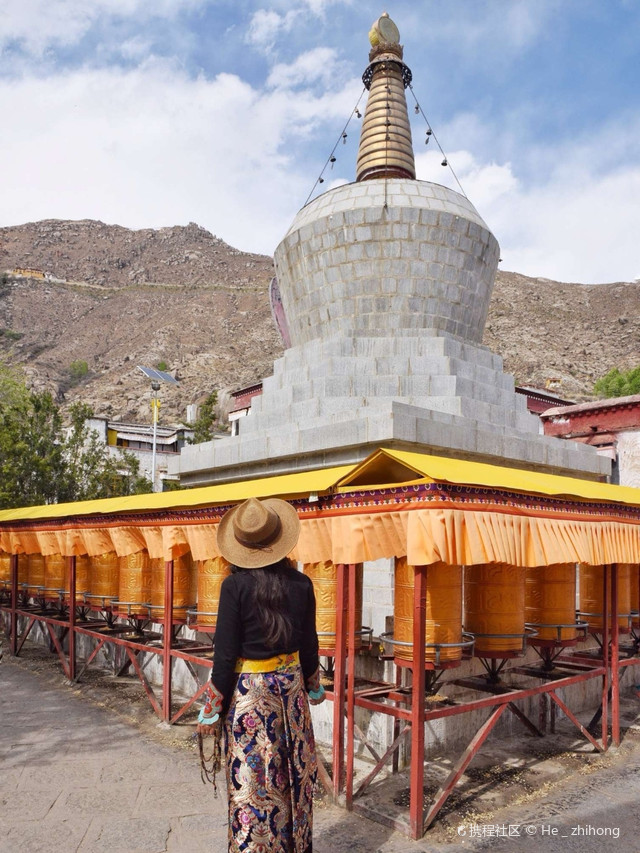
[198,708,220,725]
[308,685,325,701]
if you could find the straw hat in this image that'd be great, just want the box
[217,497,300,569]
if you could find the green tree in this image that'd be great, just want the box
[190,391,219,443]
[593,366,640,399]
[0,364,151,509]
[69,359,88,380]
[0,365,64,507]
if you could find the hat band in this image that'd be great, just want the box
[234,515,282,551]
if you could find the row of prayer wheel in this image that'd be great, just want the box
[394,561,639,663]
[2,554,638,655]
[0,551,228,624]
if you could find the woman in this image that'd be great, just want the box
[197,497,325,853]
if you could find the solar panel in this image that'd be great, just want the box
[137,365,179,384]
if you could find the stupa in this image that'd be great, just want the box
[175,13,608,487]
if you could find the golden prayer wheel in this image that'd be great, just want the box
[464,563,526,656]
[0,552,29,590]
[43,554,66,599]
[0,551,10,587]
[303,561,364,653]
[149,553,196,622]
[63,555,91,604]
[394,558,463,664]
[87,552,120,609]
[116,551,152,617]
[579,564,631,632]
[629,564,640,628]
[525,563,578,643]
[26,553,46,597]
[195,556,231,628]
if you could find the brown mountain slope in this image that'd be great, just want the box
[1,219,638,423]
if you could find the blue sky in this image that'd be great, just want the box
[1,0,638,283]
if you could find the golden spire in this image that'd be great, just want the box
[356,13,416,182]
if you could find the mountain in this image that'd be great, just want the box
[1,219,638,424]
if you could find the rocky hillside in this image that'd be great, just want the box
[1,219,638,424]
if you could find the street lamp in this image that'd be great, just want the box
[137,365,179,492]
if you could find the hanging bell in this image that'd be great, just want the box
[441,159,448,167]
[319,177,324,183]
[426,129,433,136]
[414,105,419,114]
[342,132,348,144]
[355,109,362,118]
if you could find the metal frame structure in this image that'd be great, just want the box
[3,557,629,839]
[3,455,640,842]
[315,562,630,838]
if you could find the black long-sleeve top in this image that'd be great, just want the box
[210,566,320,708]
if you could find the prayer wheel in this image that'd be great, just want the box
[149,553,196,622]
[303,561,364,653]
[26,553,45,597]
[0,552,28,589]
[579,564,631,632]
[63,555,91,604]
[87,552,120,608]
[117,551,152,617]
[0,551,10,587]
[394,558,463,663]
[43,554,66,599]
[525,563,577,643]
[464,563,526,656]
[195,556,231,627]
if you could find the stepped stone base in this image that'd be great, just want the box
[175,333,609,486]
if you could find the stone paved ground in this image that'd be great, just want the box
[4,646,640,852]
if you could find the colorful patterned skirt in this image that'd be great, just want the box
[225,657,317,853]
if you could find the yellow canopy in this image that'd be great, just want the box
[0,463,355,524]
[3,447,640,566]
[337,448,640,506]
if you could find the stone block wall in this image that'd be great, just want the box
[274,179,500,347]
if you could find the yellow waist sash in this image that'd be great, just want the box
[235,651,300,674]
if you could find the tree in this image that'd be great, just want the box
[0,363,151,509]
[593,366,640,399]
[190,391,219,443]
[0,365,63,507]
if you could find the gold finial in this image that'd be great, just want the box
[368,12,400,48]
[357,13,415,182]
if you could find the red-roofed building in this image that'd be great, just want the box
[540,394,640,486]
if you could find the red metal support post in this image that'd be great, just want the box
[10,554,18,656]
[601,564,609,751]
[610,563,620,746]
[332,562,348,801]
[409,564,427,840]
[68,556,76,682]
[345,562,358,810]
[162,559,174,723]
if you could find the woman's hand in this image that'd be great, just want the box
[197,720,220,736]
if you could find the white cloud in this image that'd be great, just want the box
[0,61,356,256]
[416,138,640,284]
[246,9,301,54]
[0,0,206,56]
[267,47,346,89]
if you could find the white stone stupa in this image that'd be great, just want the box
[175,13,608,487]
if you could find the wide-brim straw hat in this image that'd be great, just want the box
[217,497,300,569]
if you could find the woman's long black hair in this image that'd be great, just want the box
[231,558,294,648]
